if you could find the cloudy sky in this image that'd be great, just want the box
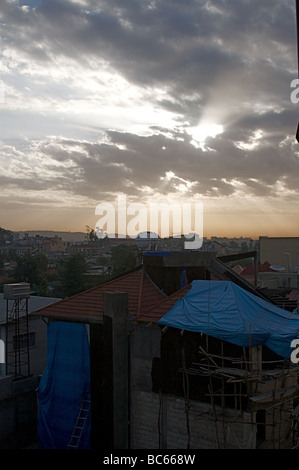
[0,0,298,238]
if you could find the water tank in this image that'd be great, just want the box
[3,283,31,300]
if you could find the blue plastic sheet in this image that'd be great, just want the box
[158,280,299,359]
[37,321,91,449]
[180,267,188,288]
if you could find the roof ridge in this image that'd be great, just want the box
[142,269,168,298]
[134,282,191,322]
[34,265,166,319]
[35,266,144,312]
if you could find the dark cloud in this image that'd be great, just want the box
[4,1,296,96]
[1,0,298,223]
[4,123,295,203]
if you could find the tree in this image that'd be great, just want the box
[0,254,4,271]
[228,240,238,250]
[86,225,98,242]
[240,241,249,253]
[61,253,87,297]
[110,245,139,276]
[14,252,49,295]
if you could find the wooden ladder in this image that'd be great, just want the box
[67,395,91,449]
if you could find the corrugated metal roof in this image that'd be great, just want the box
[134,283,192,324]
[0,294,61,324]
[33,269,166,323]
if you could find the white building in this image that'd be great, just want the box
[0,288,60,377]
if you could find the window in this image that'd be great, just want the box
[13,332,36,350]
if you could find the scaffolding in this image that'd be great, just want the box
[180,336,299,449]
[4,283,31,380]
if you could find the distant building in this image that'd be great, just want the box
[41,236,67,254]
[259,237,299,271]
[0,290,61,377]
[201,240,228,256]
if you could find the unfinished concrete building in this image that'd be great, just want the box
[34,251,299,449]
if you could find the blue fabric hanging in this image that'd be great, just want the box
[37,321,91,449]
[180,267,188,288]
[158,280,299,360]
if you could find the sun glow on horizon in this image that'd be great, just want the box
[187,122,224,150]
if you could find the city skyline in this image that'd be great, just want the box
[0,0,298,239]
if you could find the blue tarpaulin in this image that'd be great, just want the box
[158,280,299,360]
[37,321,91,449]
[180,267,188,288]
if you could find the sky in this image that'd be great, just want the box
[0,0,298,238]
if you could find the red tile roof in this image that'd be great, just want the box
[134,283,191,324]
[34,269,166,323]
[288,289,299,301]
[242,261,275,275]
[232,265,245,275]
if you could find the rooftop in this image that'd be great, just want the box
[134,283,191,324]
[33,268,166,323]
[0,293,61,324]
[242,261,275,275]
[32,251,293,326]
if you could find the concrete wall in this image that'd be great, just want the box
[129,323,256,449]
[130,390,256,449]
[129,323,161,449]
[27,316,48,376]
[0,316,48,377]
[130,390,161,449]
[258,272,299,289]
[130,323,161,393]
[0,375,39,448]
[129,323,298,449]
